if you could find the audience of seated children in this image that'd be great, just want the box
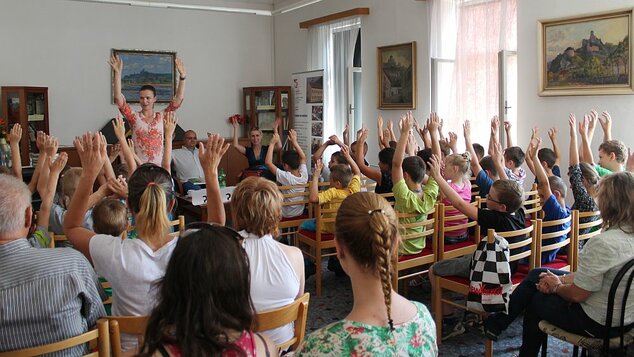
[439,152,473,244]
[265,129,308,219]
[138,224,276,357]
[311,135,349,182]
[0,174,106,354]
[493,118,526,186]
[354,124,394,196]
[527,135,571,263]
[296,192,438,356]
[525,126,562,183]
[391,112,440,256]
[567,114,600,234]
[226,176,305,346]
[428,139,525,340]
[110,55,186,166]
[472,171,634,356]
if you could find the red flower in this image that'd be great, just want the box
[228,114,246,125]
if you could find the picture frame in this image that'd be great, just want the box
[111,49,177,103]
[538,9,633,96]
[377,41,416,109]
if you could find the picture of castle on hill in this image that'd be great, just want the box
[112,49,177,103]
[542,10,632,94]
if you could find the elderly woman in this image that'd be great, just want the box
[470,171,634,356]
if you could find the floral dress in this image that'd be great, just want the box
[118,96,180,165]
[295,301,437,356]
[568,164,599,235]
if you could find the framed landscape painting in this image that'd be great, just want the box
[539,9,633,96]
[378,42,416,109]
[112,49,177,103]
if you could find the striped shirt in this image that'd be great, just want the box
[0,239,106,355]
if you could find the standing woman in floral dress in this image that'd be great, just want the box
[109,54,186,166]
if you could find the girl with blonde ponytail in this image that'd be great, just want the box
[296,192,438,356]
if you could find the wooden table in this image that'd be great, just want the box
[176,194,233,227]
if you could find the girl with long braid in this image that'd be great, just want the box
[296,192,438,356]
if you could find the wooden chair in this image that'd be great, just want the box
[296,201,341,296]
[436,202,481,261]
[433,225,537,357]
[539,257,634,357]
[572,210,603,271]
[0,319,110,357]
[254,292,310,353]
[106,316,149,357]
[524,183,542,220]
[534,215,573,272]
[48,232,69,248]
[470,176,480,202]
[393,207,437,291]
[278,183,311,245]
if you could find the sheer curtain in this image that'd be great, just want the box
[431,0,517,147]
[307,17,360,147]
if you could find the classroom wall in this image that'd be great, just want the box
[517,0,634,165]
[0,0,275,145]
[273,0,431,162]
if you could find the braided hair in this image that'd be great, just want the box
[335,192,398,331]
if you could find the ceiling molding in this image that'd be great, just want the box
[66,0,273,16]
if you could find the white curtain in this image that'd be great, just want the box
[307,17,360,148]
[430,0,517,147]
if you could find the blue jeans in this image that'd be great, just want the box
[485,268,620,356]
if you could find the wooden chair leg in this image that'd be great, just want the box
[315,255,322,297]
[540,335,548,357]
[573,345,579,357]
[484,338,493,357]
[433,278,443,344]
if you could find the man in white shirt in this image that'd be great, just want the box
[172,130,205,193]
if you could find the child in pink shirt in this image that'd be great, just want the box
[440,152,473,244]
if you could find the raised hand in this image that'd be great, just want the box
[504,121,512,132]
[36,131,46,152]
[175,58,186,77]
[107,176,129,199]
[7,124,22,145]
[548,127,558,142]
[343,123,349,138]
[599,111,612,137]
[377,116,384,130]
[199,133,230,175]
[274,117,282,131]
[358,127,369,144]
[568,113,577,135]
[74,132,106,175]
[112,114,127,140]
[43,135,59,157]
[314,159,323,174]
[50,152,68,175]
[448,132,458,147]
[163,111,177,139]
[387,120,394,133]
[427,112,439,134]
[383,128,391,141]
[270,131,281,145]
[491,140,504,163]
[463,120,471,139]
[288,129,297,143]
[491,116,500,133]
[428,154,443,179]
[578,115,589,137]
[109,55,123,73]
[328,134,344,147]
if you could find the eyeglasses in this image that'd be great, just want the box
[486,193,501,204]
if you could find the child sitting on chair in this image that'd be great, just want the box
[92,198,129,237]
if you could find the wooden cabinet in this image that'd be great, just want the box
[1,86,49,166]
[242,86,292,146]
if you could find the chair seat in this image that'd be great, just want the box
[443,239,477,252]
[297,229,335,241]
[398,247,434,262]
[281,213,309,222]
[541,257,569,270]
[539,320,634,350]
[440,271,527,286]
[518,263,530,274]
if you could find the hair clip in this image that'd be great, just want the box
[368,209,386,215]
[148,182,156,186]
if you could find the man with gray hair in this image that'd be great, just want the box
[0,174,106,354]
[172,129,205,192]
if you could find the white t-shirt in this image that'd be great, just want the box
[241,231,300,346]
[89,234,178,349]
[172,147,204,182]
[276,163,308,218]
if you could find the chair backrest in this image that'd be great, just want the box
[436,202,481,260]
[254,293,310,352]
[470,176,480,201]
[604,257,634,353]
[168,215,186,238]
[0,319,110,357]
[535,215,573,270]
[106,316,149,357]
[48,232,69,248]
[396,205,437,255]
[313,200,342,241]
[496,223,537,269]
[524,183,541,217]
[572,210,603,271]
[278,183,310,218]
[377,192,395,205]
